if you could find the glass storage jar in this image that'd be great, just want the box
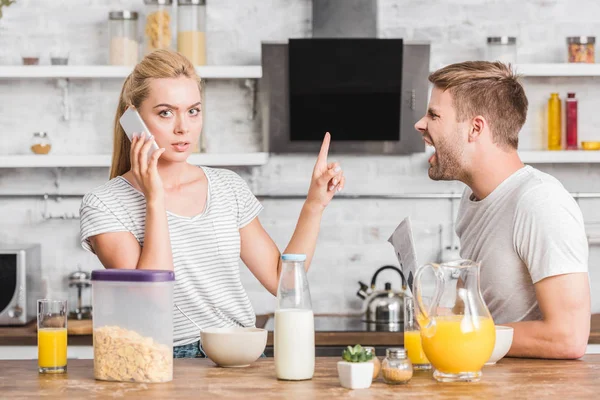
[109,11,139,66]
[177,0,206,65]
[144,0,173,54]
[381,348,413,385]
[567,36,595,63]
[31,132,51,154]
[486,36,517,64]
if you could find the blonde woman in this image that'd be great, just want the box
[79,50,345,358]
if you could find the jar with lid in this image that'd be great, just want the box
[364,346,381,379]
[381,348,413,385]
[31,132,51,154]
[109,11,139,66]
[486,36,517,64]
[567,36,595,63]
[144,0,173,54]
[177,0,206,65]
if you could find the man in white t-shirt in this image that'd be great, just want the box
[414,61,590,359]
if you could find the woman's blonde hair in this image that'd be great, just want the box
[110,49,201,179]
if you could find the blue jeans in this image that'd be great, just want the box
[172,341,268,359]
[173,341,207,358]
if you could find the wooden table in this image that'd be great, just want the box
[1,356,599,399]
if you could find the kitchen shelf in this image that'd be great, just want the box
[0,65,262,79]
[512,64,600,77]
[519,150,600,163]
[0,153,269,168]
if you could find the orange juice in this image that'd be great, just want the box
[38,328,67,368]
[421,315,495,374]
[404,330,430,366]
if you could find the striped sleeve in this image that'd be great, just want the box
[228,172,263,228]
[79,193,129,253]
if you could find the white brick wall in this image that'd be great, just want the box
[0,0,598,316]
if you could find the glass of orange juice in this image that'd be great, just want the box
[37,299,68,374]
[403,296,431,370]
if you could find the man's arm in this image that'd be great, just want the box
[504,272,590,359]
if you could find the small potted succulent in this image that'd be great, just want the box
[337,344,375,389]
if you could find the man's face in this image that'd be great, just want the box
[414,87,469,181]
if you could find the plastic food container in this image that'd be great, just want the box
[92,269,174,383]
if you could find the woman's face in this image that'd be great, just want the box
[137,76,203,163]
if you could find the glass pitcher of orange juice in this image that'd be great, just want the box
[413,259,495,383]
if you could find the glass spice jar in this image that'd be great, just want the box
[31,132,52,154]
[567,36,595,63]
[364,347,381,379]
[486,36,517,64]
[381,348,413,385]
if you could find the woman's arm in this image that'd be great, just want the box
[241,133,344,295]
[90,132,172,271]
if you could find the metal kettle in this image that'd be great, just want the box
[357,265,407,326]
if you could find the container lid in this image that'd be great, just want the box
[33,131,48,138]
[144,0,173,5]
[386,348,407,359]
[567,36,596,44]
[178,0,206,5]
[281,254,307,262]
[91,269,175,282]
[109,11,139,20]
[487,36,516,45]
[567,92,576,98]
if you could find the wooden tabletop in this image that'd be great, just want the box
[2,314,600,347]
[1,356,599,399]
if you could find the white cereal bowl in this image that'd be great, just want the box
[486,325,514,365]
[200,327,267,368]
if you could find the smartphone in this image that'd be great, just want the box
[119,107,160,160]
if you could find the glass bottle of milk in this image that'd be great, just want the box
[274,254,315,380]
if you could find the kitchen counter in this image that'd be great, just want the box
[2,314,600,347]
[1,356,599,399]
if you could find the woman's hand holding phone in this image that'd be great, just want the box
[130,132,166,203]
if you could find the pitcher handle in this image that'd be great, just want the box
[413,263,445,326]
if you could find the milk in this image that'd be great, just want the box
[274,308,315,380]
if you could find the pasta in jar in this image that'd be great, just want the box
[144,0,173,53]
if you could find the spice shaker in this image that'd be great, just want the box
[364,346,381,379]
[381,348,413,385]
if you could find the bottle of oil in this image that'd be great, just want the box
[548,93,562,150]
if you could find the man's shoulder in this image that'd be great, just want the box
[514,167,575,212]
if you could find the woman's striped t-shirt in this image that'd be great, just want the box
[79,166,263,346]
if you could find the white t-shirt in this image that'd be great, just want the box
[80,167,263,346]
[455,165,589,324]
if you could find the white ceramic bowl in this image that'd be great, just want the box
[200,327,267,367]
[486,325,514,365]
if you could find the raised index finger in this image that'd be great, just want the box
[317,132,331,163]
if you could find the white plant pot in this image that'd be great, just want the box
[337,361,374,389]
